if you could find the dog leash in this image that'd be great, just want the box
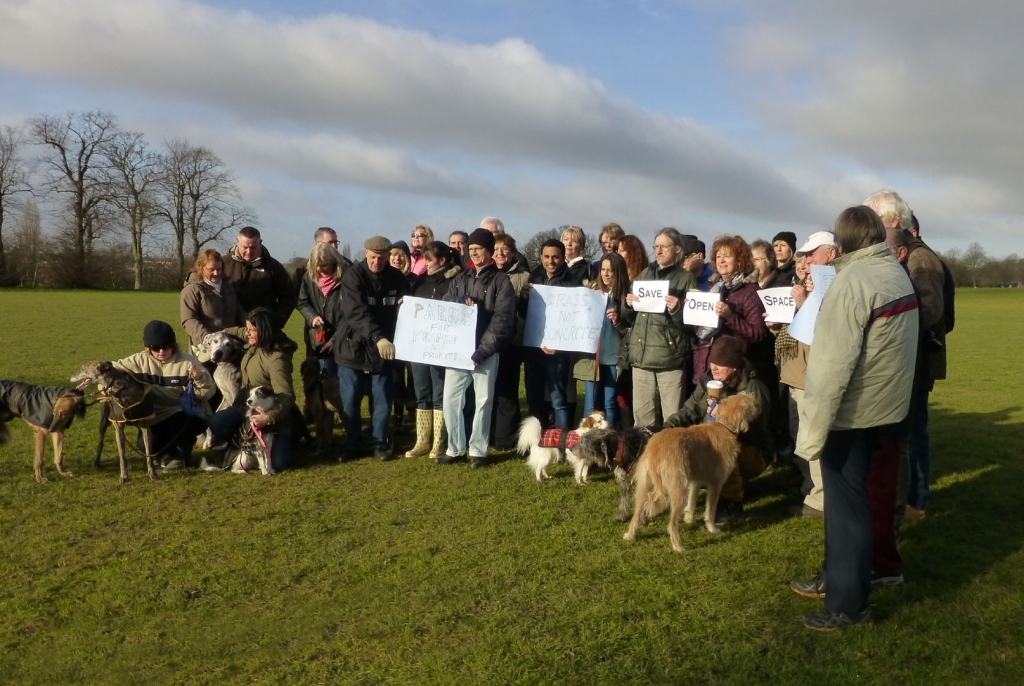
[237,420,272,475]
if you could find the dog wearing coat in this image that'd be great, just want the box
[517,412,610,483]
[0,380,87,483]
[623,393,759,552]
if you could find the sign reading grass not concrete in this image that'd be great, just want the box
[522,285,608,354]
[394,296,478,370]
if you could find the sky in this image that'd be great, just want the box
[1,0,1021,261]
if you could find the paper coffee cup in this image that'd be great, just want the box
[707,380,724,400]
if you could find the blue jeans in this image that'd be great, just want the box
[525,349,571,429]
[410,362,445,410]
[583,364,618,426]
[819,427,878,616]
[442,353,499,457]
[338,365,393,451]
[208,407,292,470]
[907,381,931,510]
[317,356,338,378]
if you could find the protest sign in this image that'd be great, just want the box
[682,290,721,328]
[522,285,608,354]
[758,287,796,324]
[394,296,478,371]
[788,266,835,345]
[631,280,669,313]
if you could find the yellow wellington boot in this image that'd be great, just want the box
[429,409,447,459]
[405,409,433,458]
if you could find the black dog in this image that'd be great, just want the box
[570,426,652,521]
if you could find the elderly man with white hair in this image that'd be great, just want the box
[864,190,947,521]
[479,216,505,235]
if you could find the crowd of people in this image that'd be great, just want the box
[118,190,949,631]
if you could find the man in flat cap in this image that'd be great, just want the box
[333,236,409,461]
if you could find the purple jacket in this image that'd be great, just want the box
[693,277,771,381]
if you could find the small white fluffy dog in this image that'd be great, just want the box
[518,413,610,483]
[225,386,277,476]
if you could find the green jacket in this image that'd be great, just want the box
[223,327,298,434]
[664,367,773,459]
[796,243,919,460]
[622,263,696,370]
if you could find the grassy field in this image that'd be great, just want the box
[1,288,1022,685]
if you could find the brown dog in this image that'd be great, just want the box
[623,393,759,552]
[0,381,87,483]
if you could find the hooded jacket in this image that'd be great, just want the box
[621,262,696,370]
[179,273,244,349]
[333,260,408,373]
[222,245,297,329]
[222,327,298,433]
[443,260,516,364]
[796,243,919,460]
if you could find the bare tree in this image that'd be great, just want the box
[962,242,989,288]
[29,111,119,283]
[104,131,159,289]
[10,199,42,287]
[154,138,254,277]
[0,125,33,283]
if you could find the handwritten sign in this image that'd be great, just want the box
[682,290,721,328]
[522,285,608,354]
[788,265,837,345]
[394,297,478,370]
[758,287,796,324]
[631,280,669,313]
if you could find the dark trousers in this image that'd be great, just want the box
[819,427,880,615]
[410,362,445,410]
[907,381,932,510]
[147,412,207,457]
[524,349,571,429]
[491,345,523,448]
[208,407,292,470]
[338,365,393,451]
[867,430,903,576]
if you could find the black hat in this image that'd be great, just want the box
[468,228,496,254]
[391,240,410,258]
[143,320,176,349]
[708,335,746,369]
[772,231,798,253]
[680,235,705,257]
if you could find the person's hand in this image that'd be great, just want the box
[542,346,556,356]
[521,282,533,298]
[464,297,476,307]
[626,293,638,306]
[791,284,807,308]
[715,301,732,319]
[187,363,203,380]
[763,312,781,332]
[606,307,618,325]
[665,295,680,312]
[249,411,271,429]
[805,275,815,293]
[321,340,334,354]
[376,338,395,360]
[311,316,324,328]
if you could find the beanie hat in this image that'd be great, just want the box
[772,231,798,253]
[708,335,746,369]
[143,320,176,349]
[391,240,411,258]
[468,228,496,254]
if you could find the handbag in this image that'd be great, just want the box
[179,381,205,419]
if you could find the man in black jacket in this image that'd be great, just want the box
[222,226,297,330]
[520,239,582,429]
[435,229,516,468]
[333,236,408,461]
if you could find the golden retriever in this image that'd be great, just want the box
[623,393,759,552]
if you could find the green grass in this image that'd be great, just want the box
[1,288,1023,685]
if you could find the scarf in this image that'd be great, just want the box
[696,272,745,343]
[317,274,337,297]
[204,278,222,293]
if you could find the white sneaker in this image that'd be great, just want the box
[199,457,222,472]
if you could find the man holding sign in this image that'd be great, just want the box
[436,229,516,468]
[622,228,696,428]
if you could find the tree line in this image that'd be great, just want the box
[0,110,253,289]
[939,243,1024,289]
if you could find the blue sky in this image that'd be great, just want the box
[1,0,1021,261]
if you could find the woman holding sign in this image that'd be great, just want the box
[573,253,630,427]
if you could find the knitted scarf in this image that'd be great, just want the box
[696,271,745,343]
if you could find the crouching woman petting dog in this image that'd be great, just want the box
[208,307,298,471]
[113,320,216,470]
[663,335,772,525]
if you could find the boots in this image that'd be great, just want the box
[405,409,433,458]
[429,409,447,459]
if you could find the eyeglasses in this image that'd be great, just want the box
[148,345,172,352]
[653,244,675,252]
[412,233,428,239]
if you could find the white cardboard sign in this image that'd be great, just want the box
[682,290,721,328]
[394,296,478,370]
[522,285,608,354]
[631,280,669,313]
[788,265,837,345]
[758,287,796,324]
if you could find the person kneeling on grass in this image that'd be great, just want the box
[436,229,516,468]
[662,335,772,525]
[113,320,216,470]
[208,307,298,471]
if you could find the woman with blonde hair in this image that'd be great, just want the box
[409,225,434,276]
[297,242,345,377]
[561,225,593,285]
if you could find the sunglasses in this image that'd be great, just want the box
[148,345,173,352]
[412,233,428,239]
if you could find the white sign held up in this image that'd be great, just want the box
[788,265,836,345]
[631,280,669,313]
[758,287,796,324]
[394,296,478,371]
[682,290,721,328]
[522,285,608,354]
